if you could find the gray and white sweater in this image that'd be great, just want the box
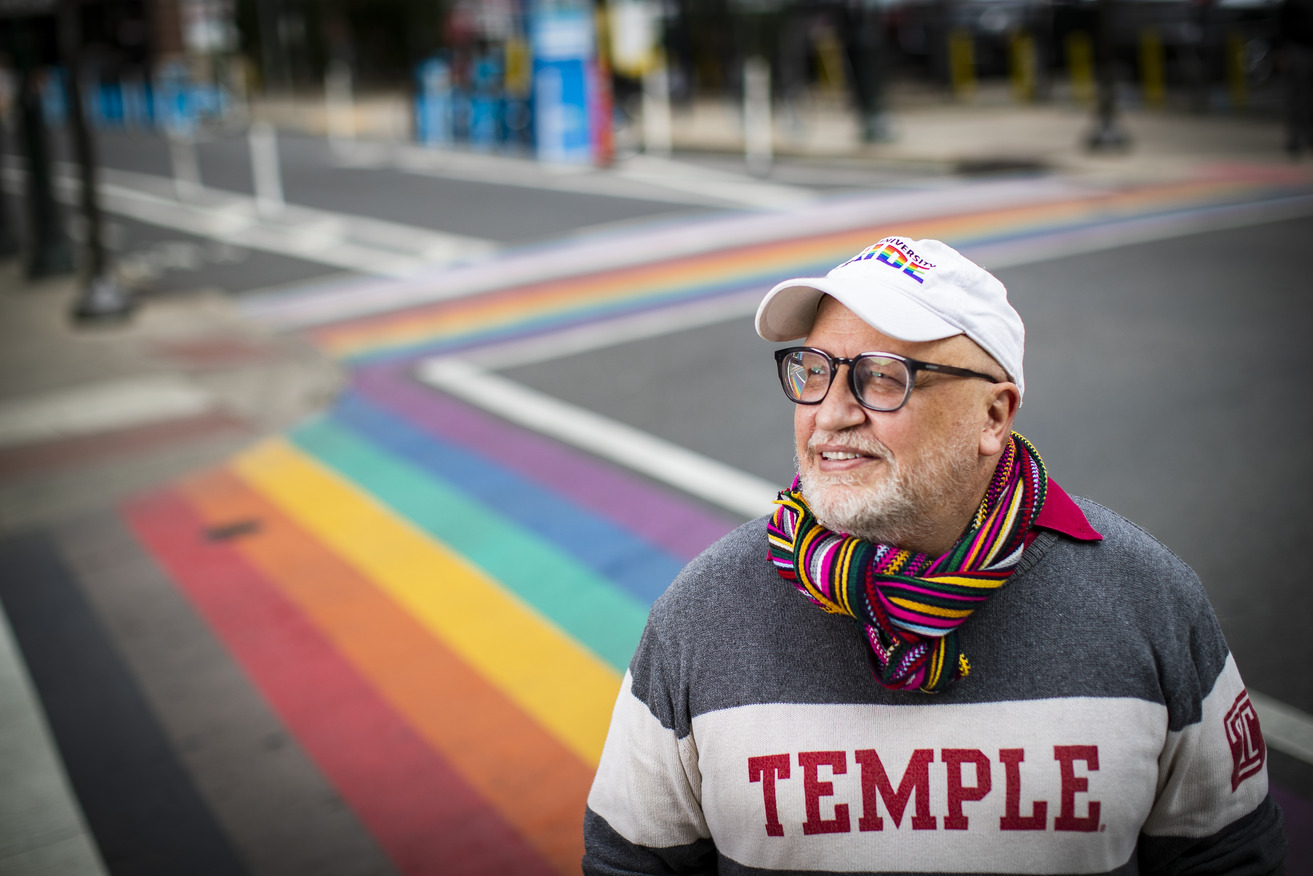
[583,497,1286,875]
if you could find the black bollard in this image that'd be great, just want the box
[60,0,131,322]
[13,21,73,278]
[1086,0,1131,150]
[846,3,892,143]
[0,126,18,258]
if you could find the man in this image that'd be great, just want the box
[582,237,1286,874]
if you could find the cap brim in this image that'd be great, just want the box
[755,275,963,343]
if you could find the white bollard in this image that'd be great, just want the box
[248,121,285,219]
[326,59,355,148]
[168,130,203,201]
[743,56,772,177]
[641,63,672,157]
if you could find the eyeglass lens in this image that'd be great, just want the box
[780,350,911,411]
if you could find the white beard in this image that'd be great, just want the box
[797,428,978,549]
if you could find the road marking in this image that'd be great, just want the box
[970,191,1313,273]
[243,179,1313,331]
[242,176,1098,328]
[0,375,215,450]
[0,162,499,279]
[417,358,779,520]
[337,140,817,210]
[609,153,816,209]
[462,288,764,370]
[231,437,622,766]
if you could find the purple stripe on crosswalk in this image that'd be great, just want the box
[353,360,741,561]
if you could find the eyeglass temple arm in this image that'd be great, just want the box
[917,362,1004,383]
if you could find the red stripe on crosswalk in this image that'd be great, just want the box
[124,487,556,876]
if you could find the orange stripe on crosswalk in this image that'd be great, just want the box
[179,467,593,875]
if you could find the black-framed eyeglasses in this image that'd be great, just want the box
[774,346,1001,413]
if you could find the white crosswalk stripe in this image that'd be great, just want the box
[0,162,499,279]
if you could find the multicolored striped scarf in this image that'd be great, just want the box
[767,432,1047,693]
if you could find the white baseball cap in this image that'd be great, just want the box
[755,236,1025,398]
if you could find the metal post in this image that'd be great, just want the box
[13,21,73,279]
[1139,28,1166,109]
[325,58,355,147]
[0,115,19,257]
[257,0,290,94]
[248,121,284,219]
[1227,29,1247,110]
[743,56,772,176]
[1086,0,1130,150]
[168,129,203,200]
[61,0,132,321]
[847,1,891,141]
[641,60,672,157]
[1011,31,1037,102]
[1067,31,1096,106]
[949,29,976,100]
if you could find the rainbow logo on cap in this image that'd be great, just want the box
[840,239,934,284]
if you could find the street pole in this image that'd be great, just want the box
[12,20,73,279]
[249,121,284,219]
[60,0,132,321]
[168,128,203,200]
[1085,0,1130,150]
[848,0,892,142]
[0,115,19,257]
[743,56,772,176]
[326,58,355,150]
[641,59,672,157]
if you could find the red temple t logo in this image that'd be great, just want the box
[1224,690,1266,791]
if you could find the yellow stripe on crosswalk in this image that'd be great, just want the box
[231,437,622,766]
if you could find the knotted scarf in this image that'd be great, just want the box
[767,432,1047,693]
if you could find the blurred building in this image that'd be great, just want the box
[1,0,1287,153]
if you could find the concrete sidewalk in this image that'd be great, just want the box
[0,268,341,536]
[0,263,341,873]
[660,90,1296,178]
[253,86,1303,183]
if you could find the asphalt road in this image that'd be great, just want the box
[5,124,954,300]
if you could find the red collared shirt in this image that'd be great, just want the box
[1031,480,1103,542]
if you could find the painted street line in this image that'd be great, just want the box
[969,191,1313,273]
[440,187,1313,371]
[0,163,498,280]
[335,140,817,209]
[0,375,214,450]
[417,358,779,521]
[461,287,764,370]
[229,437,622,767]
[608,153,817,209]
[398,190,1313,363]
[0,606,108,876]
[240,176,1313,331]
[240,176,1109,328]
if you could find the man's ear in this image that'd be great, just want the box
[979,383,1021,457]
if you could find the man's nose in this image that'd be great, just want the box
[814,366,867,432]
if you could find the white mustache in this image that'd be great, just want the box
[807,431,893,460]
